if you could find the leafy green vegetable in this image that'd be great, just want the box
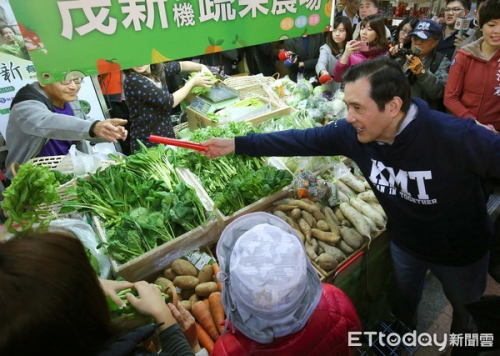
[107,284,169,319]
[189,72,218,96]
[2,163,69,232]
[63,143,208,264]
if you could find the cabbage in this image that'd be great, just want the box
[313,85,327,96]
[292,83,311,100]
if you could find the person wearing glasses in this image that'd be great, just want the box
[4,78,128,182]
[389,16,419,52]
[436,0,472,60]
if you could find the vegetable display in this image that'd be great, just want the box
[188,72,218,95]
[2,163,73,232]
[269,165,387,274]
[177,122,293,216]
[62,143,209,264]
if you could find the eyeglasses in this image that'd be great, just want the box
[444,7,464,13]
[60,78,82,85]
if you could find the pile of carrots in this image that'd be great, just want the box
[190,262,224,353]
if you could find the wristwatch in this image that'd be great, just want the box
[420,68,426,75]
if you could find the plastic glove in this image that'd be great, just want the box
[408,56,425,75]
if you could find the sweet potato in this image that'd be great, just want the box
[340,226,363,249]
[316,219,330,232]
[291,208,302,220]
[317,240,346,262]
[273,210,288,220]
[305,241,319,260]
[298,218,312,243]
[294,228,306,244]
[338,240,354,255]
[172,259,198,277]
[334,206,346,223]
[323,207,341,236]
[311,228,341,245]
[285,216,300,231]
[301,210,316,228]
[273,204,298,211]
[315,253,338,271]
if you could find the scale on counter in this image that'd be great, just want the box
[189,83,240,115]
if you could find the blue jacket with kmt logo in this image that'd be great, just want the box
[235,98,500,266]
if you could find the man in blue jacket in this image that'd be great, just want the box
[200,57,500,335]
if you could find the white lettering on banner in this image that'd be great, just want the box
[119,0,169,30]
[173,3,196,26]
[199,0,236,22]
[58,0,118,39]
[369,159,437,205]
[299,0,321,11]
[271,0,297,15]
[480,334,494,347]
[239,0,269,18]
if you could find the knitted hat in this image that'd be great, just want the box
[216,212,323,344]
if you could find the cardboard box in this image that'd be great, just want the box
[187,97,292,131]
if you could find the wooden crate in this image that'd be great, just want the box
[93,216,223,282]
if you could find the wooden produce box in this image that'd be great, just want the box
[187,96,292,131]
[93,216,223,282]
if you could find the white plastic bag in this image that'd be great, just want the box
[49,219,111,279]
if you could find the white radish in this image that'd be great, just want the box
[349,197,386,229]
[357,190,378,203]
[339,202,371,238]
[336,179,357,197]
[368,202,387,221]
[339,171,366,193]
[337,190,350,203]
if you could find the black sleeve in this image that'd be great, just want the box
[158,324,194,356]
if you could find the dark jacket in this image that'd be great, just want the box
[95,323,194,356]
[283,34,325,83]
[235,99,500,266]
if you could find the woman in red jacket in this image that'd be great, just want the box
[211,212,361,356]
[444,0,500,131]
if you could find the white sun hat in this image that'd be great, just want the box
[216,212,323,344]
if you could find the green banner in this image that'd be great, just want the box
[10,0,333,84]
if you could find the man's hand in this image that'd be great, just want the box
[454,34,466,47]
[99,278,134,307]
[168,301,200,350]
[93,118,128,142]
[200,138,235,159]
[408,56,425,75]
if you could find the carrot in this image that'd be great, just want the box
[209,291,225,335]
[191,300,220,341]
[196,322,215,353]
[212,262,222,291]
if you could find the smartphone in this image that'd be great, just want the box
[358,41,370,52]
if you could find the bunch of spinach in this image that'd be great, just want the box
[62,143,208,264]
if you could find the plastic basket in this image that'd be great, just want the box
[353,315,421,356]
[223,75,276,89]
[174,122,189,136]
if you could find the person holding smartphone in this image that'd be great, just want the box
[333,15,389,82]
